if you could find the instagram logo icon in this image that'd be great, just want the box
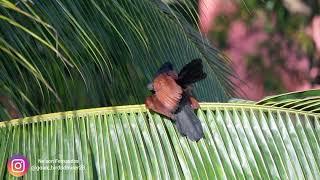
[7,154,29,177]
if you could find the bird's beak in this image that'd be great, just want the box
[147,82,153,90]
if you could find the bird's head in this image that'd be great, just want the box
[155,62,173,76]
[148,61,178,89]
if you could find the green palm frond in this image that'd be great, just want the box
[257,89,320,113]
[228,98,255,104]
[0,0,234,119]
[1,101,319,179]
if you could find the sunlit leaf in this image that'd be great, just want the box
[0,102,319,179]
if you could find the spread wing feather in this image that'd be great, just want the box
[153,74,182,112]
[145,96,174,119]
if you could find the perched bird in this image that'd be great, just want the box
[145,59,207,141]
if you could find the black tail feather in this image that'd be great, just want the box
[177,59,207,87]
[173,94,204,141]
[174,106,204,141]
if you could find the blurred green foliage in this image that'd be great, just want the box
[0,0,234,120]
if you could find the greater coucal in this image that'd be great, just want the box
[145,59,206,141]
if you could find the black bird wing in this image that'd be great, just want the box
[177,59,207,88]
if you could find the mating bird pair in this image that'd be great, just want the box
[145,59,206,141]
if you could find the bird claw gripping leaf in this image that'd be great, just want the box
[145,59,207,141]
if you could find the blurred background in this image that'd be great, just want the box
[199,0,320,100]
[1,0,320,120]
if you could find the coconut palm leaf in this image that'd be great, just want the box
[0,99,319,179]
[257,89,320,113]
[0,0,234,120]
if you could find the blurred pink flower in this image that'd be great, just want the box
[306,16,320,53]
[227,49,265,100]
[277,67,311,91]
[226,18,269,100]
[199,0,236,33]
[227,21,312,100]
[199,0,317,100]
[310,67,319,78]
[228,20,268,55]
